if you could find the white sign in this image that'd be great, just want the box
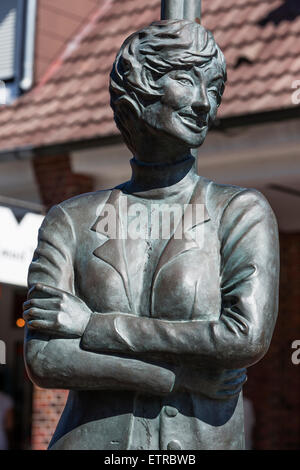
[0,207,44,287]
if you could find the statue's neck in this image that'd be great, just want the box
[124,155,197,193]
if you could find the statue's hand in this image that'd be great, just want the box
[179,367,247,400]
[23,283,92,338]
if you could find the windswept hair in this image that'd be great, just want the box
[110,20,226,152]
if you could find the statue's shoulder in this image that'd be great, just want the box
[203,178,272,225]
[45,189,114,227]
[205,179,246,208]
[58,189,113,213]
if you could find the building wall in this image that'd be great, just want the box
[31,388,68,450]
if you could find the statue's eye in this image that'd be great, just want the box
[176,76,193,86]
[208,89,221,105]
[208,89,218,99]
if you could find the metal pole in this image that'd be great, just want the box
[183,0,201,22]
[161,0,201,22]
[161,0,184,20]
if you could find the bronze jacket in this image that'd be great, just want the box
[24,176,279,450]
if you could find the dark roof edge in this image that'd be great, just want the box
[213,106,300,130]
[0,134,124,161]
[0,106,299,161]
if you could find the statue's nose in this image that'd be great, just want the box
[192,86,210,114]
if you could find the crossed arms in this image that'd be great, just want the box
[24,189,279,398]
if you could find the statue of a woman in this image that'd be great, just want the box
[23,20,279,450]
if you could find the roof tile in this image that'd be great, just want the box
[0,0,299,152]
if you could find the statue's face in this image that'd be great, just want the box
[142,64,223,148]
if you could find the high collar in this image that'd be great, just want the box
[123,156,197,195]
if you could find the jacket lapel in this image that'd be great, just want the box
[91,189,133,309]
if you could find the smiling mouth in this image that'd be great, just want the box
[179,113,208,132]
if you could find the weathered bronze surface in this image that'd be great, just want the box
[23,16,279,450]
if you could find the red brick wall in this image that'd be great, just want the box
[31,388,68,450]
[32,154,93,211]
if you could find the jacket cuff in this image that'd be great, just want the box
[81,312,135,353]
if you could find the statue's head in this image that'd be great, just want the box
[110,20,226,154]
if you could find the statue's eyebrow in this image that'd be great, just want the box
[208,74,223,85]
[194,66,223,84]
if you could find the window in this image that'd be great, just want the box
[0,0,18,81]
[0,1,37,104]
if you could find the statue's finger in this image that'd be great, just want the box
[23,307,58,321]
[29,283,65,298]
[23,298,61,311]
[27,319,56,331]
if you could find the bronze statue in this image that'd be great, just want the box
[23,19,279,450]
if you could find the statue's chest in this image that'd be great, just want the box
[75,221,221,322]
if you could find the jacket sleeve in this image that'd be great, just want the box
[25,204,177,396]
[81,189,280,369]
[27,204,76,292]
